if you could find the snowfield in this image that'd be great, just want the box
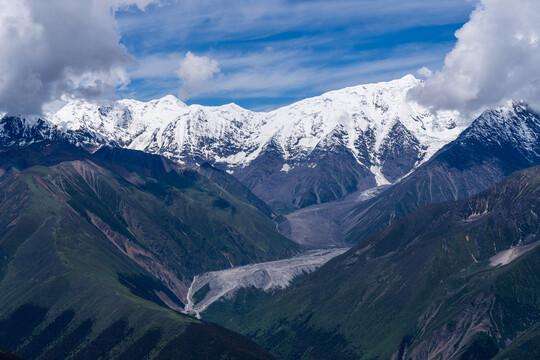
[489,240,540,267]
[46,75,464,180]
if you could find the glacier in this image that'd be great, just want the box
[184,248,349,318]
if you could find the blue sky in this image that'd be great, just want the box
[115,0,476,110]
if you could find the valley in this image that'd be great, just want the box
[277,185,387,248]
[232,166,540,360]
[3,1,540,359]
[184,248,349,319]
[1,77,540,360]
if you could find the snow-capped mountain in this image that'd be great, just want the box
[460,100,540,161]
[345,100,540,243]
[2,75,465,211]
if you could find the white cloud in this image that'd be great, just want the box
[176,52,220,100]
[126,43,448,109]
[411,0,540,113]
[417,67,433,79]
[119,0,473,45]
[118,0,471,108]
[0,0,156,115]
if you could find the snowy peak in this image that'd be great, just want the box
[1,75,470,209]
[44,75,463,170]
[464,100,540,158]
[48,94,267,164]
[0,115,64,148]
[265,74,462,166]
[152,94,187,107]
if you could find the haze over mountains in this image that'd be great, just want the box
[1,75,540,360]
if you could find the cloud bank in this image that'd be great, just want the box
[412,0,540,113]
[176,52,220,100]
[0,0,155,115]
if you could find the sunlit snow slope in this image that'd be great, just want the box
[37,75,464,210]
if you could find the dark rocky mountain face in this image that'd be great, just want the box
[232,166,540,360]
[0,117,62,149]
[0,116,115,150]
[234,129,378,212]
[345,101,540,243]
[0,142,294,360]
[226,117,448,213]
[379,120,424,182]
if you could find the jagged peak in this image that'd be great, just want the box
[0,114,42,125]
[221,102,245,111]
[151,94,187,107]
[187,102,249,114]
[461,99,540,152]
[329,73,420,93]
[479,99,537,121]
[273,74,422,113]
[499,99,531,113]
[2,74,466,176]
[52,75,423,120]
[399,73,418,82]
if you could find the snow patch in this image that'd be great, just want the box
[356,185,389,202]
[370,165,391,186]
[280,163,291,173]
[489,240,540,267]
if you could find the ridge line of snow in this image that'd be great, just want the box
[25,74,465,184]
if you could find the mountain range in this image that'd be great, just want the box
[1,75,540,360]
[344,100,540,243]
[3,75,463,212]
[0,141,296,359]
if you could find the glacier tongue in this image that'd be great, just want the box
[183,248,349,318]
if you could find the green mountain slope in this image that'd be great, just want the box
[234,166,540,360]
[0,142,296,359]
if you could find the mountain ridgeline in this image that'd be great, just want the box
[6,75,464,212]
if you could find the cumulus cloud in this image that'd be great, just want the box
[0,0,156,115]
[411,0,540,113]
[176,52,221,100]
[417,66,433,79]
